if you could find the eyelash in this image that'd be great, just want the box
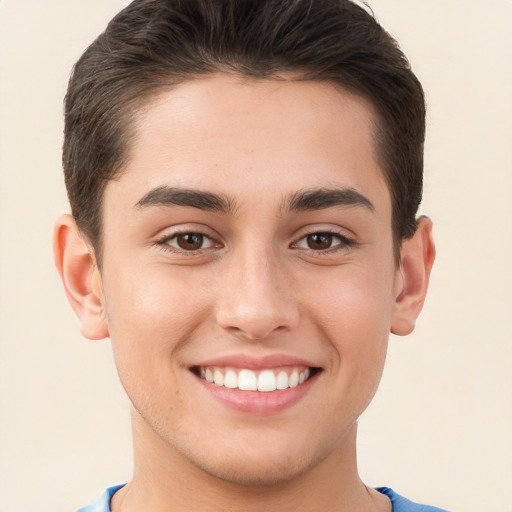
[155,230,220,255]
[291,230,355,254]
[155,229,355,255]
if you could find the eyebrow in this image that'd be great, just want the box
[134,185,374,216]
[135,186,235,214]
[286,187,375,213]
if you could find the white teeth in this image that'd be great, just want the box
[289,370,299,388]
[258,370,277,392]
[276,371,289,390]
[200,366,314,392]
[238,369,258,391]
[223,370,238,389]
[213,370,224,386]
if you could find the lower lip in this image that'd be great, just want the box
[194,372,319,414]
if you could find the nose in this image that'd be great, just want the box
[215,248,300,340]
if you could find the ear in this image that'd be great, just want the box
[391,216,435,336]
[53,214,109,340]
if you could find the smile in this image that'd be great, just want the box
[195,366,316,392]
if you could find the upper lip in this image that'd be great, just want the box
[192,353,321,370]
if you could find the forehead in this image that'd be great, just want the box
[105,75,390,216]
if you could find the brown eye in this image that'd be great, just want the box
[306,233,333,250]
[176,233,205,250]
[160,231,218,253]
[292,231,352,253]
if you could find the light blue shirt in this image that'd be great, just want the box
[77,485,451,511]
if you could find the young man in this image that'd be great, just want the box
[54,0,444,510]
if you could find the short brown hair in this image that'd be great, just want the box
[63,0,425,260]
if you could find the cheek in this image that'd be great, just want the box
[307,261,394,331]
[101,265,213,424]
[303,263,394,383]
[102,264,213,373]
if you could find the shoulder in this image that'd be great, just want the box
[377,487,452,512]
[76,485,125,512]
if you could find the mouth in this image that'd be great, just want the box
[191,365,321,392]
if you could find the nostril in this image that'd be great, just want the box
[226,323,289,341]
[216,302,299,341]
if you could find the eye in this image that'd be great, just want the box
[293,231,352,251]
[305,233,335,250]
[163,232,216,251]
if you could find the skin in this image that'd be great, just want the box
[54,75,435,511]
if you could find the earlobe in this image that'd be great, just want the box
[391,216,435,336]
[53,214,109,340]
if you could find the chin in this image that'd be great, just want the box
[193,453,314,487]
[177,431,331,488]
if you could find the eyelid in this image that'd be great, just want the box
[154,225,223,254]
[169,233,216,250]
[290,227,356,252]
[152,224,356,256]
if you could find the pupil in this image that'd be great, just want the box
[177,233,203,250]
[307,233,332,250]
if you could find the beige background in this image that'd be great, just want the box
[0,1,511,511]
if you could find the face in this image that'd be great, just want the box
[98,75,401,485]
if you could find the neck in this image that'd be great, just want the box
[111,407,389,512]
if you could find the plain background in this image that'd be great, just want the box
[0,1,511,511]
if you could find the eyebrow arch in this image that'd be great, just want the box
[286,187,375,213]
[135,186,235,214]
